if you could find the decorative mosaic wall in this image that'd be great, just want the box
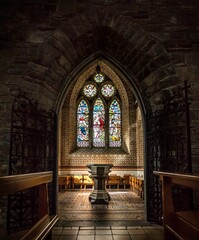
[136,107,144,167]
[59,61,144,172]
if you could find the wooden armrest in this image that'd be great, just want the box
[21,215,59,240]
[176,211,199,229]
[0,172,52,197]
[166,211,199,240]
[153,171,199,190]
[154,171,199,240]
[3,215,59,240]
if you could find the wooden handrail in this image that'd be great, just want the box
[0,171,52,197]
[154,171,199,240]
[153,171,199,190]
[0,171,58,239]
[153,171,199,181]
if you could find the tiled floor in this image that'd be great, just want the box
[52,225,164,240]
[55,190,164,239]
[58,190,145,221]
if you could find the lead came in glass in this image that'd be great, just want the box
[77,100,89,147]
[109,99,121,147]
[94,73,104,83]
[93,98,105,147]
[101,84,115,97]
[83,84,97,97]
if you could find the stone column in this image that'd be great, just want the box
[86,164,113,204]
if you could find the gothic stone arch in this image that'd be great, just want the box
[14,11,182,223]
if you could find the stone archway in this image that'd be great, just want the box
[57,57,147,223]
[1,1,198,232]
[26,10,181,113]
[5,9,182,222]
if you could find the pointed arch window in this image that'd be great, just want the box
[76,66,122,148]
[109,99,121,147]
[93,97,105,147]
[77,99,89,147]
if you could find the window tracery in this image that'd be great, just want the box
[76,66,122,148]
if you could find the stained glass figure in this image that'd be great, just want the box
[109,99,121,147]
[101,84,115,97]
[93,98,105,147]
[77,100,89,147]
[83,84,97,97]
[94,73,104,83]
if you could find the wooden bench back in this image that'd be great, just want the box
[153,171,199,190]
[153,171,199,215]
[0,171,53,218]
[0,171,59,240]
[154,171,199,240]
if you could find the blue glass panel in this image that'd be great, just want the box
[77,100,89,147]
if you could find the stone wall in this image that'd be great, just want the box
[0,0,199,175]
[0,0,199,229]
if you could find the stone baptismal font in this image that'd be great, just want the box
[86,164,113,204]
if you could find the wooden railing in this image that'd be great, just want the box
[0,171,59,240]
[154,171,199,240]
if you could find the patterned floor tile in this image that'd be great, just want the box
[58,190,145,221]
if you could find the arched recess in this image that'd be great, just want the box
[59,59,140,170]
[25,10,181,114]
[55,56,145,217]
[17,10,182,223]
[68,60,130,153]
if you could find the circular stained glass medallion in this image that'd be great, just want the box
[94,73,104,83]
[83,84,97,97]
[101,84,115,97]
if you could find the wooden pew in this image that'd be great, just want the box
[130,176,144,199]
[137,178,144,199]
[154,171,199,240]
[58,176,71,191]
[82,175,94,189]
[123,174,131,189]
[0,171,59,240]
[71,175,83,189]
[106,175,121,189]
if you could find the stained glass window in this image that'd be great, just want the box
[109,99,121,147]
[83,84,97,97]
[77,99,89,147]
[77,70,122,148]
[93,98,105,147]
[94,73,104,83]
[101,84,115,97]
